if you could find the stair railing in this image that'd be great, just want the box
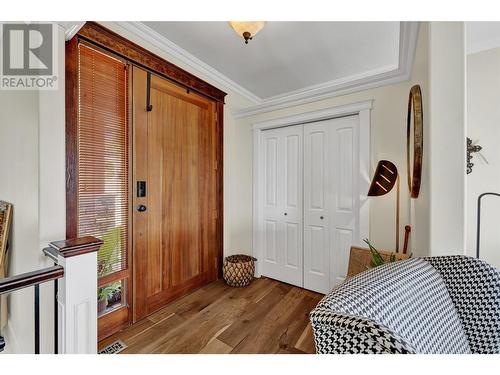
[0,236,102,354]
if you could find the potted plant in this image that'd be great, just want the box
[97,285,116,314]
[363,238,411,268]
[108,283,122,306]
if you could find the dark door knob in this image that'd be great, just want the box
[284,212,288,216]
[137,204,147,212]
[320,216,324,220]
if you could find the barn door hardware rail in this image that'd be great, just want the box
[146,72,153,112]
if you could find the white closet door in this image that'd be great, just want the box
[304,116,359,293]
[261,125,303,287]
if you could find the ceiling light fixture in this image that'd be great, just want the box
[229,21,266,44]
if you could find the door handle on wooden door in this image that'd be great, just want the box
[137,204,147,212]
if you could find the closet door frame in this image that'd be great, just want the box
[252,100,372,283]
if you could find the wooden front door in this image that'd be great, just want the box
[132,67,220,322]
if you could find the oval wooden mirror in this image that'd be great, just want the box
[407,84,423,198]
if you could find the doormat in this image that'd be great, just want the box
[99,340,127,354]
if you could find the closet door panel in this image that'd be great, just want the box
[281,126,303,285]
[264,136,279,211]
[264,220,278,263]
[330,116,359,288]
[309,131,326,209]
[336,128,354,212]
[284,222,300,268]
[285,133,300,210]
[303,123,331,293]
[309,225,328,275]
[261,129,283,278]
[332,228,353,286]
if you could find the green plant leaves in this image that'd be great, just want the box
[363,238,400,268]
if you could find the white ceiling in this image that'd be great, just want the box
[467,22,500,55]
[143,21,401,99]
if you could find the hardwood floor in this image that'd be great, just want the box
[98,277,323,354]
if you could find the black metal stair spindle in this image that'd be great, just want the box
[34,284,40,354]
[0,258,65,354]
[54,278,58,354]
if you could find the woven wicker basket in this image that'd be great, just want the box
[223,254,256,287]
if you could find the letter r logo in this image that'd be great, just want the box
[2,24,53,76]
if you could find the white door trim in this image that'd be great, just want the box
[252,100,373,131]
[253,99,373,278]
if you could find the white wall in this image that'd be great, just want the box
[466,47,500,267]
[410,23,430,256]
[0,24,65,354]
[426,22,467,256]
[0,88,40,353]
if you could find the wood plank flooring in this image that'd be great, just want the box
[98,277,323,354]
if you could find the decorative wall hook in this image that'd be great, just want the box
[467,137,487,174]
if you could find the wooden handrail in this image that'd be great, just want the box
[49,236,102,258]
[0,265,64,295]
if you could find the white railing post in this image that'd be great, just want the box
[48,237,102,354]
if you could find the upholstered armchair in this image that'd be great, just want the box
[310,256,500,354]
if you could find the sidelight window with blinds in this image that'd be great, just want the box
[76,43,129,315]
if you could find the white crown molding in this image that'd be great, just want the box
[234,65,401,119]
[96,21,418,119]
[398,21,420,79]
[467,35,500,55]
[235,22,419,118]
[111,21,261,104]
[252,99,374,130]
[57,22,85,41]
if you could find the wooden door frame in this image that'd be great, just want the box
[252,100,372,281]
[65,22,226,340]
[66,39,134,340]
